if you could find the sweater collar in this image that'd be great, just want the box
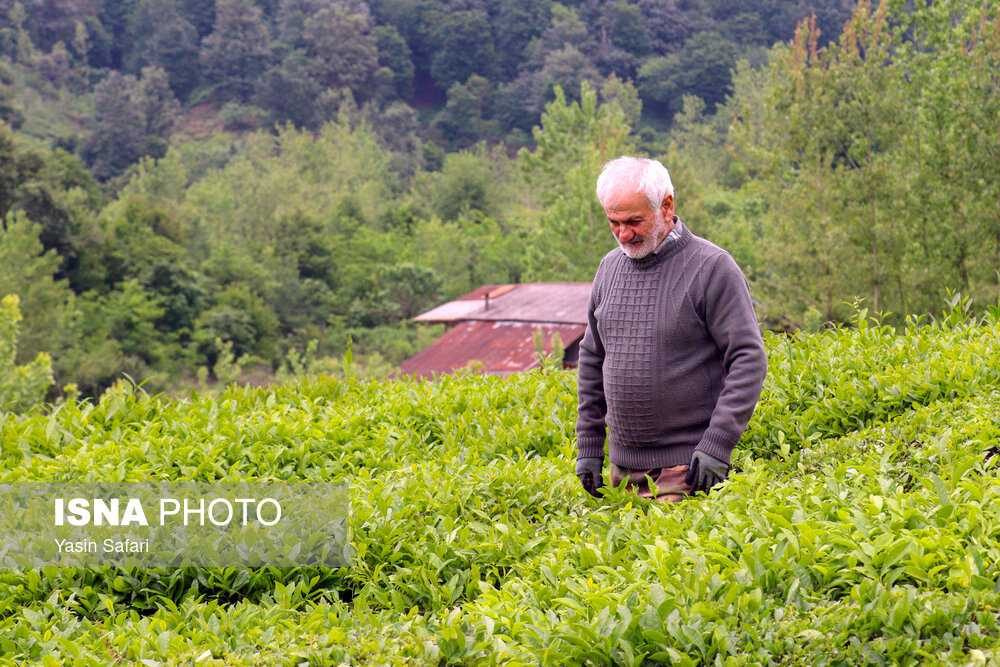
[652,217,684,254]
[626,216,693,268]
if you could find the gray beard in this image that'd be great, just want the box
[618,213,669,259]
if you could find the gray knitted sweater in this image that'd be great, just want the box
[576,221,767,469]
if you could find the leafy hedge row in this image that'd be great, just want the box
[0,311,998,664]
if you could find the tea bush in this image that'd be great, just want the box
[0,311,998,664]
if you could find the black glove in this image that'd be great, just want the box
[685,450,729,493]
[575,457,604,497]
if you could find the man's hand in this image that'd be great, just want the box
[685,450,729,493]
[576,457,604,497]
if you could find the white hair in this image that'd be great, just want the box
[595,157,674,210]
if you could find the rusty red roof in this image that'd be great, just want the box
[413,282,592,325]
[399,321,587,377]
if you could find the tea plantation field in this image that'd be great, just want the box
[1,311,999,665]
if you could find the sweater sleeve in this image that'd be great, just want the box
[695,252,768,465]
[575,262,608,460]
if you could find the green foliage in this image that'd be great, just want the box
[253,49,322,129]
[406,216,524,298]
[210,336,249,386]
[0,312,998,662]
[0,58,92,148]
[733,0,998,325]
[124,0,200,99]
[492,0,551,80]
[600,74,642,132]
[378,263,442,320]
[84,67,179,180]
[0,120,102,286]
[662,95,762,276]
[432,75,498,151]
[3,0,995,408]
[1,0,861,157]
[428,9,495,91]
[301,2,379,99]
[517,82,635,280]
[217,101,267,132]
[192,285,278,364]
[0,294,53,412]
[93,279,169,368]
[0,211,76,366]
[638,31,739,118]
[0,61,18,124]
[409,145,514,223]
[198,0,271,103]
[372,24,413,100]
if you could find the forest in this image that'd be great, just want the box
[1,0,998,399]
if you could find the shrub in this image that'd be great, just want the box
[0,311,998,663]
[0,294,53,413]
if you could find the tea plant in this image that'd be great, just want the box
[0,312,998,664]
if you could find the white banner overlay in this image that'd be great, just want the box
[0,482,351,568]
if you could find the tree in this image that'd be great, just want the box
[727,0,1000,323]
[0,122,102,284]
[267,211,339,338]
[92,278,168,368]
[379,263,440,319]
[373,24,413,99]
[20,0,95,53]
[366,0,442,76]
[0,294,53,412]
[410,145,514,223]
[193,284,279,363]
[596,0,649,77]
[301,1,379,97]
[254,49,322,128]
[495,75,541,133]
[199,0,273,102]
[274,0,312,47]
[97,195,204,344]
[536,45,601,106]
[98,0,138,68]
[180,0,215,38]
[897,0,1000,308]
[638,31,739,118]
[528,3,589,63]
[35,39,72,87]
[137,66,179,155]
[492,0,551,80]
[125,0,200,98]
[85,68,178,180]
[0,121,15,210]
[373,101,423,178]
[0,62,20,127]
[0,212,75,365]
[600,74,642,131]
[495,43,601,136]
[428,9,495,92]
[517,82,635,279]
[433,75,497,151]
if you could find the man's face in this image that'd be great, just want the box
[603,187,675,259]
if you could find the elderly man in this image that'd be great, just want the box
[575,156,767,501]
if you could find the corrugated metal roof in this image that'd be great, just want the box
[414,282,592,325]
[455,284,516,300]
[399,321,587,377]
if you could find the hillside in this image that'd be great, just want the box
[2,0,997,400]
[1,310,998,664]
